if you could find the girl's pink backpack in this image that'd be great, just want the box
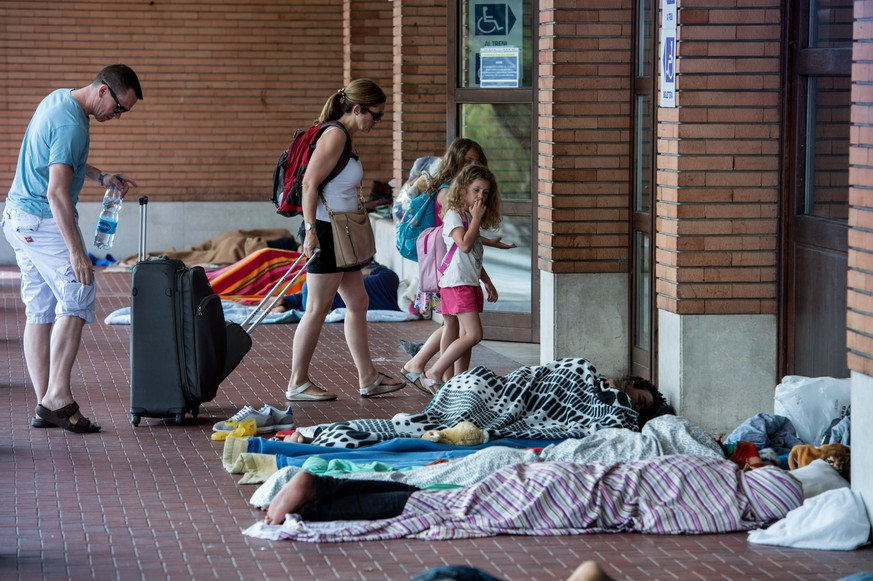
[416,215,467,293]
[416,226,456,293]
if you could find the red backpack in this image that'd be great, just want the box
[271,121,352,217]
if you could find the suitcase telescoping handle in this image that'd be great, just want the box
[241,249,321,333]
[137,196,148,263]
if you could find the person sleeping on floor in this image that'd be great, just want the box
[255,453,802,540]
[280,358,676,448]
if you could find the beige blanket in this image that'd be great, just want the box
[115,228,294,268]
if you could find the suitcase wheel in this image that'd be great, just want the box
[131,414,141,427]
[175,413,184,425]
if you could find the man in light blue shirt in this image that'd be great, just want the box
[2,64,142,433]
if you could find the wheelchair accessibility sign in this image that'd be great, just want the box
[467,0,523,87]
[474,3,517,36]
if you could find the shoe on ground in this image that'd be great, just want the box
[400,339,424,357]
[212,405,275,433]
[259,404,294,430]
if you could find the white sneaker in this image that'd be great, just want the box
[259,404,294,431]
[212,405,275,433]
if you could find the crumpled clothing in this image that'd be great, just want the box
[725,413,804,455]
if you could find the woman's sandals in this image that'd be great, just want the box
[359,372,405,397]
[285,380,338,402]
[35,401,101,433]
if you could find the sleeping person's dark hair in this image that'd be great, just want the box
[624,375,674,427]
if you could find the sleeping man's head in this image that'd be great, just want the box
[605,376,674,426]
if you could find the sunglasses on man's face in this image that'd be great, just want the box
[103,83,130,115]
[361,106,384,122]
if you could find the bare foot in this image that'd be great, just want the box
[565,561,614,581]
[283,432,308,443]
[402,364,424,376]
[264,470,317,525]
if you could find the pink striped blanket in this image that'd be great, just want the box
[246,455,802,542]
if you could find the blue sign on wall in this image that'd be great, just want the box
[664,36,675,83]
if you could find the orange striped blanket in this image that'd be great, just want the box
[206,248,306,304]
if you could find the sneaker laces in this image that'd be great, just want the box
[260,404,292,418]
[227,405,257,422]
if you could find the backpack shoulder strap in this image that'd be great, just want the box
[438,213,469,275]
[320,120,354,169]
[314,121,355,199]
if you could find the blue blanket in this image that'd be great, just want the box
[248,436,559,470]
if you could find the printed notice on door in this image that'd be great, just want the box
[480,46,520,88]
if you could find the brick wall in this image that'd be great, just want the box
[390,0,450,189]
[0,0,395,202]
[346,0,394,186]
[655,0,782,315]
[537,0,633,274]
[848,0,873,375]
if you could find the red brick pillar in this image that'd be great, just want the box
[345,0,395,181]
[655,0,783,432]
[537,0,633,374]
[537,0,631,274]
[390,1,449,189]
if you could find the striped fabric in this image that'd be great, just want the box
[206,248,305,304]
[741,465,805,523]
[268,455,803,543]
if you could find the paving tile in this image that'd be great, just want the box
[1,268,871,580]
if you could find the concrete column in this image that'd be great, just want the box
[658,310,777,435]
[851,372,873,524]
[541,271,628,378]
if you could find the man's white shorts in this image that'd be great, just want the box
[2,206,96,324]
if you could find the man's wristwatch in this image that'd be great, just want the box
[97,172,109,187]
[303,222,315,231]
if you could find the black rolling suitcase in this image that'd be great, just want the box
[129,197,251,426]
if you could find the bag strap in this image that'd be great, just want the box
[316,122,365,216]
[318,121,353,186]
[438,213,469,276]
[415,182,448,217]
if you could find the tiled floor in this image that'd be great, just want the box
[1,268,871,580]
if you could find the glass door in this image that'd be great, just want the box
[450,0,537,342]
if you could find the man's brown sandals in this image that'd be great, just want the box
[35,402,101,433]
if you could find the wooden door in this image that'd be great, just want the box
[783,0,852,378]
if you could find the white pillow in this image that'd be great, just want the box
[791,459,850,499]
[748,488,870,550]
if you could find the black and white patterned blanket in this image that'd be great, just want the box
[309,359,641,448]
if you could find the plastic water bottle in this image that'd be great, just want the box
[94,182,122,249]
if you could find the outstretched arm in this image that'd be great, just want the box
[482,236,517,250]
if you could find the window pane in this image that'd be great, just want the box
[460,0,533,88]
[810,0,853,48]
[804,76,850,221]
[482,214,532,315]
[636,0,653,78]
[634,94,652,213]
[633,231,650,350]
[460,103,532,201]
